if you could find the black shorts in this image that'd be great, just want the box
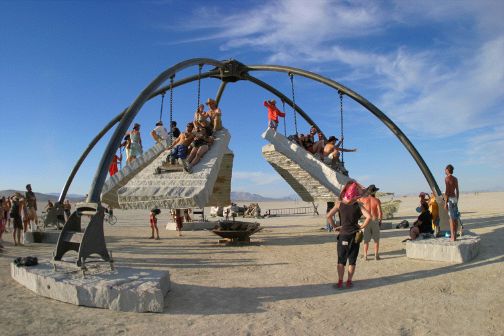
[337,233,360,266]
[12,216,23,229]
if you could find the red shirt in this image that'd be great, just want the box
[264,101,285,122]
[108,155,120,176]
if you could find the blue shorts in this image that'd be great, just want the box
[447,200,459,219]
[171,145,188,160]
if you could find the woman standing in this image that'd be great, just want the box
[327,181,371,289]
[127,123,143,163]
[10,195,23,246]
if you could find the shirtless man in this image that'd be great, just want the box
[205,98,222,132]
[322,136,356,174]
[360,185,383,260]
[166,123,195,172]
[444,164,460,241]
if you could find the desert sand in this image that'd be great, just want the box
[0,192,503,335]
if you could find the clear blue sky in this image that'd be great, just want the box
[1,0,503,197]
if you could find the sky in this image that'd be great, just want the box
[1,0,503,198]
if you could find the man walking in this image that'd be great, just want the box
[361,185,383,260]
[444,164,460,241]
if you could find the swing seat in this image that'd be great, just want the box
[261,128,351,202]
[104,128,233,210]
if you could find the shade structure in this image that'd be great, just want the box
[105,128,233,210]
[261,128,351,202]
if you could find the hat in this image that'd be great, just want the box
[268,99,276,104]
[366,184,380,194]
[155,121,163,126]
[205,98,216,105]
[327,136,337,142]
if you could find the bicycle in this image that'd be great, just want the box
[105,212,117,225]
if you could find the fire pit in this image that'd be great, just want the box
[211,220,262,243]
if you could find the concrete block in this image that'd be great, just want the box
[11,261,170,313]
[406,232,480,263]
[165,221,216,231]
[380,222,393,230]
[24,230,60,244]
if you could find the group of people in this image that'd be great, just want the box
[411,164,460,241]
[0,184,38,247]
[149,208,193,239]
[325,164,461,289]
[264,99,356,175]
[108,97,223,176]
[164,98,222,173]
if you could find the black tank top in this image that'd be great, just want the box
[338,201,362,235]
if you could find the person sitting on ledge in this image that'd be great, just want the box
[186,127,214,170]
[409,202,433,240]
[166,122,195,173]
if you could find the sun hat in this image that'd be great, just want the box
[205,98,216,105]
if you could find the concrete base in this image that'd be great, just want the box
[165,221,216,231]
[24,230,60,244]
[406,232,480,263]
[11,261,170,313]
[380,222,393,230]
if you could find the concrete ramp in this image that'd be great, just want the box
[261,128,351,202]
[101,139,170,208]
[113,129,233,210]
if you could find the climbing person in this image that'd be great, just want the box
[264,99,285,131]
[150,121,169,143]
[206,98,222,132]
[128,123,143,163]
[360,185,383,261]
[444,164,460,241]
[108,152,122,176]
[166,122,195,173]
[149,208,161,240]
[10,195,23,246]
[25,184,38,229]
[121,133,131,163]
[428,192,440,236]
[326,181,371,289]
[186,127,214,170]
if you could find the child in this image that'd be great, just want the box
[428,192,440,236]
[149,208,161,240]
[264,99,285,130]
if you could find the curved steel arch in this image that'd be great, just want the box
[76,58,440,207]
[246,64,441,195]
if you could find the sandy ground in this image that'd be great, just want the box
[0,192,503,336]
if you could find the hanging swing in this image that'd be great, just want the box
[339,90,345,165]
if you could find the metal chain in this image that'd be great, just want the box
[159,92,165,122]
[197,64,203,109]
[289,73,298,136]
[169,75,174,144]
[339,90,345,165]
[281,99,287,136]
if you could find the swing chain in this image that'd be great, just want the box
[197,64,203,109]
[281,99,287,137]
[339,90,345,165]
[289,73,299,136]
[169,75,175,144]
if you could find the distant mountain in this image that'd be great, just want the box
[0,190,85,202]
[231,191,299,202]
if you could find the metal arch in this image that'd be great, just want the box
[87,58,226,202]
[246,64,441,195]
[57,68,224,204]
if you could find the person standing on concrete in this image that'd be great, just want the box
[149,208,160,240]
[10,195,23,246]
[444,164,460,241]
[360,185,383,260]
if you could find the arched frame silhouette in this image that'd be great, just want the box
[58,58,442,205]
